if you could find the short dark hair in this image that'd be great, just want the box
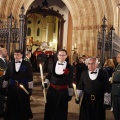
[82,55,86,57]
[0,45,4,48]
[57,49,67,55]
[14,49,23,54]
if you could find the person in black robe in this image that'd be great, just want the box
[103,59,115,109]
[2,49,33,120]
[76,57,110,120]
[44,49,74,120]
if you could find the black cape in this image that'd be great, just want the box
[78,69,109,120]
[44,62,73,120]
[4,60,33,120]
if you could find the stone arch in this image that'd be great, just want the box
[23,0,115,56]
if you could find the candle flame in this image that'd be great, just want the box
[19,84,29,94]
[72,83,78,100]
[73,83,76,87]
[20,84,23,88]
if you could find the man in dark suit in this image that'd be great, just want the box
[76,57,110,120]
[2,49,33,120]
[0,48,8,117]
[111,53,120,120]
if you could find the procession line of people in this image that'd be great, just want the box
[0,47,119,120]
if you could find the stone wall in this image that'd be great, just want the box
[0,0,119,57]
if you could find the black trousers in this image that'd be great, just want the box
[0,94,4,112]
[112,95,120,120]
[0,80,4,113]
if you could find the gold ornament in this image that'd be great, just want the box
[0,67,4,77]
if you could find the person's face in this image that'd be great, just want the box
[2,48,8,58]
[79,58,83,63]
[28,53,31,58]
[57,51,67,62]
[14,52,23,61]
[116,54,120,64]
[87,59,98,71]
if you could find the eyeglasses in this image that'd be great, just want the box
[58,54,66,56]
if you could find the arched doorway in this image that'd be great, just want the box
[24,0,73,71]
[25,0,70,53]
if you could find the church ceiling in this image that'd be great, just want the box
[0,0,118,30]
[0,0,119,56]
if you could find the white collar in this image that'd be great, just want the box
[55,61,67,74]
[88,68,99,80]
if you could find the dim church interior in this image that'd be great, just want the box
[0,0,120,119]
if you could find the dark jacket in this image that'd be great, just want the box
[111,64,120,96]
[4,60,33,120]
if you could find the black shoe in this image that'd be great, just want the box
[0,111,4,118]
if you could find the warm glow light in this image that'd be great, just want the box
[72,45,74,50]
[20,84,29,94]
[73,83,78,100]
[49,42,53,47]
[74,43,76,48]
[73,83,76,88]
[20,84,36,102]
[52,38,57,50]
[39,64,47,103]
[53,38,57,44]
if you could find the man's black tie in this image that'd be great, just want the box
[91,72,97,74]
[15,61,21,63]
[58,63,63,65]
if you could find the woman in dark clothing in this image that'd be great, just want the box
[103,59,115,109]
[103,59,115,78]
